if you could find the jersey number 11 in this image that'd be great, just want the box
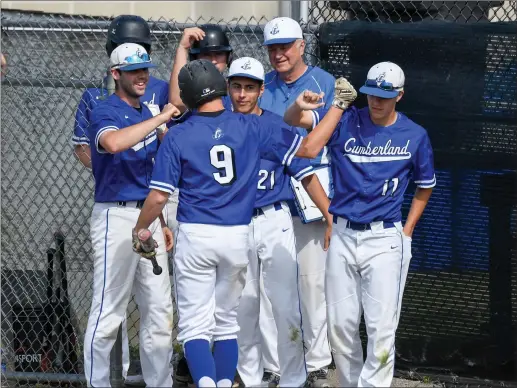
[382,178,399,196]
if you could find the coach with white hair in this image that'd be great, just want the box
[258,16,336,388]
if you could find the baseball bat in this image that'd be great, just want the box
[138,229,163,275]
[41,248,56,372]
[54,231,79,373]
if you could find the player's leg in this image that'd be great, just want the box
[213,225,249,387]
[259,272,281,386]
[292,217,332,385]
[260,204,307,387]
[133,217,174,388]
[84,205,139,387]
[165,189,188,384]
[325,219,364,387]
[357,222,412,387]
[121,315,130,380]
[174,222,221,387]
[236,222,264,387]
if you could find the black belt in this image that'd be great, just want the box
[253,201,282,217]
[333,215,395,231]
[117,200,145,209]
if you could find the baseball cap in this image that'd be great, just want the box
[110,43,157,71]
[228,57,265,82]
[359,61,405,99]
[263,17,303,46]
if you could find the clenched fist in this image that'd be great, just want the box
[332,77,357,110]
[295,90,325,111]
[160,103,181,122]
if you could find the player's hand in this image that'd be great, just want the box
[332,77,357,110]
[160,103,181,122]
[295,90,325,111]
[323,221,332,251]
[162,226,174,252]
[132,228,158,259]
[179,27,206,50]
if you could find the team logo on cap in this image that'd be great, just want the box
[375,72,386,86]
[270,24,279,35]
[241,60,252,70]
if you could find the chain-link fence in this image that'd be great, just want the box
[1,1,516,386]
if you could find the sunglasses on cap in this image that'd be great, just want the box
[364,79,402,91]
[123,52,151,64]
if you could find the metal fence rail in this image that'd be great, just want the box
[1,1,516,386]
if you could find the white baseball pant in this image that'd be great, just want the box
[84,202,174,388]
[326,217,412,387]
[259,272,280,375]
[166,189,179,234]
[237,202,306,387]
[292,217,332,372]
[173,222,248,345]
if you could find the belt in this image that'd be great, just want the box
[117,200,145,209]
[253,201,282,217]
[333,215,395,231]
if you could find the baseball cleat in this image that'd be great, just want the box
[305,369,330,388]
[262,370,280,387]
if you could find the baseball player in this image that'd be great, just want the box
[71,14,171,383]
[258,16,336,387]
[131,59,321,388]
[167,25,234,385]
[284,62,436,387]
[83,43,179,388]
[169,24,234,116]
[72,14,169,169]
[226,57,332,387]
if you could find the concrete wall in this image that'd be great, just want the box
[1,1,282,21]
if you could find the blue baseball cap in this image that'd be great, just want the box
[110,43,157,71]
[359,61,405,98]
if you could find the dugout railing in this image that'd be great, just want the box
[1,1,516,386]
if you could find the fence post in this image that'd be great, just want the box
[110,325,124,388]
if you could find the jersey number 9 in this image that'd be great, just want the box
[210,145,236,186]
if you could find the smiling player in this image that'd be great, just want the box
[284,62,436,387]
[226,57,332,387]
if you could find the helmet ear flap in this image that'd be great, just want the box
[227,51,233,66]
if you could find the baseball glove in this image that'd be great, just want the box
[332,77,357,110]
[132,228,158,259]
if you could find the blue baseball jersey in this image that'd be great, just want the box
[88,94,158,202]
[259,66,335,167]
[312,106,436,223]
[72,76,169,146]
[254,110,315,209]
[168,95,234,127]
[149,110,303,226]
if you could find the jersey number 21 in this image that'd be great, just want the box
[210,145,236,186]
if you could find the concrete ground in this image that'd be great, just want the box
[318,369,440,387]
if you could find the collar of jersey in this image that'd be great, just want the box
[273,66,314,100]
[189,109,230,122]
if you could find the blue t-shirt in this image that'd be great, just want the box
[149,110,302,226]
[313,106,437,223]
[254,110,314,209]
[259,66,335,168]
[72,76,169,146]
[88,94,158,202]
